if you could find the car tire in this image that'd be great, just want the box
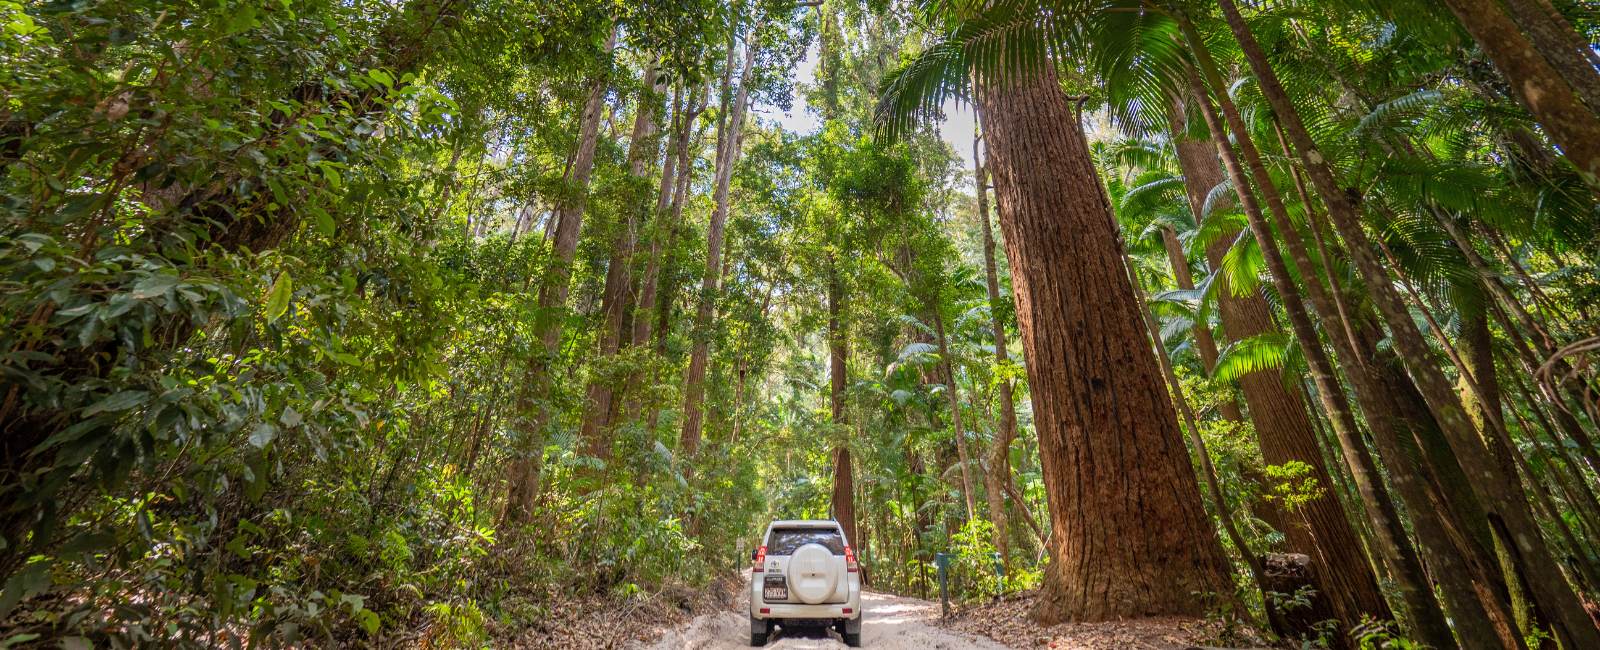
[842,615,862,647]
[748,614,774,643]
[842,631,861,647]
[749,614,767,646]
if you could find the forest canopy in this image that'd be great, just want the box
[1,0,1599,648]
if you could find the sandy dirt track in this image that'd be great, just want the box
[642,587,1015,650]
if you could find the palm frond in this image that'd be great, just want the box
[1212,332,1291,384]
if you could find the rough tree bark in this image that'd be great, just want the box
[974,70,1233,623]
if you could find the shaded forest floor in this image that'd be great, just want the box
[393,574,745,649]
[938,591,1263,649]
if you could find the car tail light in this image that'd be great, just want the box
[844,545,858,573]
[753,545,766,572]
[843,608,853,614]
[760,608,770,614]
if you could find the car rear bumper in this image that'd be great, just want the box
[750,601,860,620]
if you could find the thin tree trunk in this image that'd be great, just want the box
[830,259,857,548]
[1209,2,1600,644]
[1375,237,1600,597]
[1175,24,1485,645]
[975,140,1015,572]
[580,69,668,459]
[680,40,756,459]
[504,29,617,524]
[933,312,977,524]
[625,85,698,420]
[974,68,1233,624]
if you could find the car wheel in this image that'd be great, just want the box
[843,615,861,647]
[749,614,768,646]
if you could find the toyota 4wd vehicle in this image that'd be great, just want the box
[748,519,862,647]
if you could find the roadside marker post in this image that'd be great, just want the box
[933,552,1004,617]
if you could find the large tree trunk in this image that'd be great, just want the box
[974,144,1015,572]
[1498,0,1600,114]
[1211,1,1600,645]
[680,41,755,459]
[829,261,857,547]
[1160,92,1251,430]
[974,71,1233,624]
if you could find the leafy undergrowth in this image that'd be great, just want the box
[939,591,1266,650]
[389,574,744,650]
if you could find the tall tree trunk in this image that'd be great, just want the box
[580,70,668,459]
[626,85,700,421]
[503,30,617,524]
[933,312,978,523]
[1434,0,1600,189]
[974,141,1015,572]
[1173,64,1397,643]
[829,260,857,547]
[1209,1,1600,645]
[974,70,1233,624]
[1161,93,1250,425]
[680,40,756,459]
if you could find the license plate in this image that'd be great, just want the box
[763,576,787,601]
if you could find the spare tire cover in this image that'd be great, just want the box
[789,542,838,604]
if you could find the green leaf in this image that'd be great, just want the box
[0,559,54,616]
[130,273,181,299]
[357,609,380,635]
[59,531,115,557]
[83,391,149,416]
[224,534,250,560]
[264,271,292,324]
[316,210,335,237]
[321,164,342,190]
[248,423,276,448]
[30,416,109,455]
[226,3,256,34]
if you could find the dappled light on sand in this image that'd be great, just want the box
[644,588,1008,650]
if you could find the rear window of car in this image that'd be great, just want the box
[766,527,845,555]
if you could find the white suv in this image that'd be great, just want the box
[748,520,863,647]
